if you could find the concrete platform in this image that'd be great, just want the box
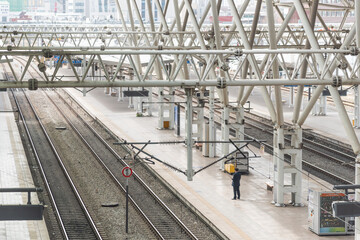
[66,87,353,240]
[0,92,49,240]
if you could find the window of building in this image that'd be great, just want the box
[141,0,146,20]
[104,0,108,12]
[99,0,103,12]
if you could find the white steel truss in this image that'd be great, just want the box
[2,1,360,230]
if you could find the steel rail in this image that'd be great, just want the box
[45,90,198,239]
[8,59,102,238]
[17,89,103,239]
[44,92,164,239]
[13,58,163,239]
[10,89,70,240]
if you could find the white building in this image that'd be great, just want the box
[0,1,9,22]
[115,0,175,24]
[84,0,117,20]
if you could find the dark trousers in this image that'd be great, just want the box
[233,185,240,199]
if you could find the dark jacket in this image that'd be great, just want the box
[232,171,242,187]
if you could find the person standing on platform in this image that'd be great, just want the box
[232,168,242,200]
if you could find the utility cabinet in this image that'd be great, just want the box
[308,189,353,235]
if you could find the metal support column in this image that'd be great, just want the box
[355,0,360,238]
[158,87,164,129]
[319,95,327,116]
[128,71,134,109]
[118,71,124,102]
[356,155,360,239]
[289,87,294,108]
[273,127,285,206]
[82,54,87,96]
[290,126,302,206]
[186,88,194,181]
[221,107,230,170]
[209,87,216,157]
[147,87,153,116]
[233,107,245,143]
[192,106,204,141]
[355,87,360,128]
[273,126,303,206]
[157,87,174,130]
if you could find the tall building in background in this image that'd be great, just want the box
[66,0,85,14]
[83,0,116,19]
[27,0,44,12]
[139,0,172,23]
[0,1,9,21]
[9,0,24,11]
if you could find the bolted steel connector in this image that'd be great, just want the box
[13,31,18,35]
[338,62,348,70]
[28,79,38,90]
[100,45,105,51]
[333,44,341,49]
[163,30,170,36]
[7,45,12,51]
[220,64,230,72]
[216,77,226,89]
[42,48,53,58]
[11,37,15,43]
[158,45,163,50]
[332,76,342,88]
[350,47,359,56]
[106,31,112,35]
[38,63,46,73]
[204,34,211,41]
[234,49,243,57]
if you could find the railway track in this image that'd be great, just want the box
[55,87,227,239]
[166,88,355,185]
[12,89,102,240]
[45,89,198,239]
[243,111,355,184]
[8,55,355,225]
[12,55,356,185]
[9,57,227,239]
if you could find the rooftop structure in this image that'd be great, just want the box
[1,0,360,239]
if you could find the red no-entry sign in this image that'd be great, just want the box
[122,167,133,178]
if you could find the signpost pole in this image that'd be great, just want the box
[126,178,129,234]
[177,103,180,136]
[122,166,132,234]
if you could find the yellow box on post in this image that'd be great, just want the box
[163,121,170,129]
[225,164,235,174]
